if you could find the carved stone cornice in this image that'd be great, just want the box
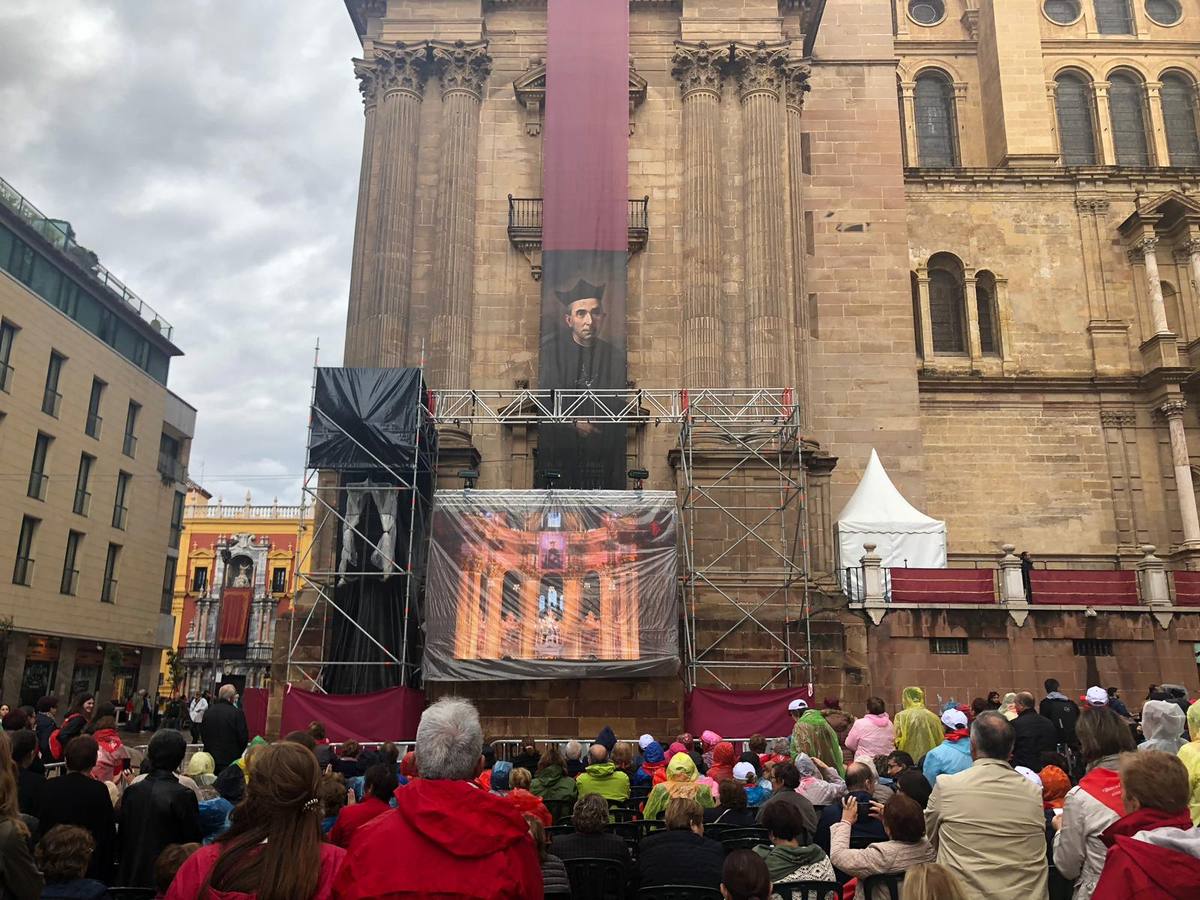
[783,61,812,112]
[1100,410,1137,428]
[730,41,790,102]
[372,42,432,99]
[432,40,492,100]
[671,41,726,100]
[513,57,648,137]
[1159,397,1188,418]
[1183,238,1200,257]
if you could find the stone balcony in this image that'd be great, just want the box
[506,195,649,280]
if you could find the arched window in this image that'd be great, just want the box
[911,272,924,357]
[1161,73,1200,167]
[976,271,1001,356]
[537,574,564,618]
[1162,282,1182,335]
[1109,71,1151,165]
[1055,71,1099,165]
[501,571,522,618]
[928,253,967,354]
[1094,0,1134,34]
[914,71,958,167]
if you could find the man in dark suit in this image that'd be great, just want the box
[37,735,116,883]
[201,683,248,773]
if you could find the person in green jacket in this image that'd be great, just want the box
[754,797,835,884]
[644,753,716,820]
[575,743,631,803]
[529,744,578,824]
[788,699,846,776]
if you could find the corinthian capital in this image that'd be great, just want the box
[353,57,379,108]
[730,41,790,101]
[671,41,726,99]
[374,42,432,99]
[783,61,812,111]
[1159,398,1188,418]
[1183,238,1200,257]
[432,40,492,100]
[1133,235,1160,258]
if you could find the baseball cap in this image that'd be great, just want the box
[1015,766,1043,789]
[787,698,808,712]
[941,708,968,730]
[1085,686,1109,708]
[732,761,757,782]
[638,733,654,750]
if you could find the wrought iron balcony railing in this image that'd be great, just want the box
[507,196,649,279]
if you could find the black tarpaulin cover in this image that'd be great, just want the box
[423,489,679,681]
[307,367,430,470]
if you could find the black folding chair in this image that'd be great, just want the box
[771,882,840,900]
[563,857,627,900]
[862,872,904,900]
[108,890,157,900]
[548,824,575,839]
[637,886,723,900]
[608,805,636,823]
[717,826,770,852]
[701,822,730,842]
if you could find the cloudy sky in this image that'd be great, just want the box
[0,1,363,506]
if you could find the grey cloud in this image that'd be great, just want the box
[0,0,364,504]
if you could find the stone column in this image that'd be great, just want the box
[426,40,491,391]
[671,42,727,389]
[1160,398,1200,547]
[1145,82,1170,166]
[1134,236,1172,336]
[915,266,935,359]
[343,60,381,366]
[1093,81,1117,167]
[366,43,431,367]
[963,268,983,362]
[1184,238,1200,301]
[784,62,812,425]
[732,42,792,389]
[899,82,918,166]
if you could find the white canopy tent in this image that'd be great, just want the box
[835,449,947,586]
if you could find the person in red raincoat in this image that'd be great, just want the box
[1092,750,1200,899]
[330,764,397,850]
[333,698,541,900]
[505,767,553,827]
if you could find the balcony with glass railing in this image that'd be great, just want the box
[85,413,102,439]
[101,577,117,603]
[13,556,34,587]
[73,489,90,517]
[0,362,12,393]
[42,388,61,418]
[27,472,47,501]
[0,176,175,341]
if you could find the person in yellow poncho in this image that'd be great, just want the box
[643,752,716,820]
[1179,699,1200,825]
[893,687,944,764]
[793,708,845,777]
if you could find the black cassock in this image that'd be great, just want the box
[538,334,625,489]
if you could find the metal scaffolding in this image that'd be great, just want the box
[285,384,810,693]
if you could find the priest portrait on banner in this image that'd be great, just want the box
[539,278,622,392]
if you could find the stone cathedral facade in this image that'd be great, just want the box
[319,0,1200,735]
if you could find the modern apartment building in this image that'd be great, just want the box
[0,176,195,708]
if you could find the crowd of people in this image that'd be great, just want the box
[0,679,1194,898]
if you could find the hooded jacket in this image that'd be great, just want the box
[634,741,667,786]
[894,688,945,763]
[921,734,973,784]
[1091,806,1200,899]
[752,842,836,884]
[90,728,130,783]
[505,787,553,827]
[331,778,542,899]
[1053,755,1124,900]
[644,753,716,820]
[575,762,631,803]
[595,726,617,754]
[530,762,578,812]
[168,842,345,900]
[705,742,737,785]
[1140,700,1187,754]
[794,711,846,777]
[1182,701,1200,826]
[845,713,895,763]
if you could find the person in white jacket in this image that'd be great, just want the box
[845,697,896,766]
[187,692,209,744]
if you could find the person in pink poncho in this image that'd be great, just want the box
[845,697,896,765]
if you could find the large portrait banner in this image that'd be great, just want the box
[422,490,678,680]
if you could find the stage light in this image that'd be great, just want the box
[542,469,561,489]
[628,468,649,490]
[458,469,479,490]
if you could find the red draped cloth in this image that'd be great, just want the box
[1029,570,1136,605]
[1173,571,1200,606]
[218,587,253,644]
[240,686,425,743]
[890,568,995,604]
[685,686,813,739]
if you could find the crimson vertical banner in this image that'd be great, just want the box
[537,0,629,489]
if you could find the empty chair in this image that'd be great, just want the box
[717,826,770,852]
[770,883,840,900]
[563,857,627,900]
[861,872,904,900]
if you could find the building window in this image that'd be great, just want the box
[28,432,52,501]
[1161,73,1200,166]
[61,531,83,596]
[122,401,140,458]
[1146,0,1183,26]
[1073,638,1114,656]
[271,566,288,594]
[85,378,105,439]
[908,0,945,25]
[0,320,16,393]
[74,453,94,517]
[1094,0,1134,33]
[930,637,969,655]
[161,557,177,614]
[914,71,959,167]
[1109,71,1151,165]
[1044,0,1082,23]
[928,253,967,354]
[101,543,121,603]
[169,491,185,549]
[112,471,131,530]
[42,351,64,417]
[192,565,208,593]
[976,271,1001,355]
[13,516,38,586]
[1055,71,1099,165]
[158,433,185,483]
